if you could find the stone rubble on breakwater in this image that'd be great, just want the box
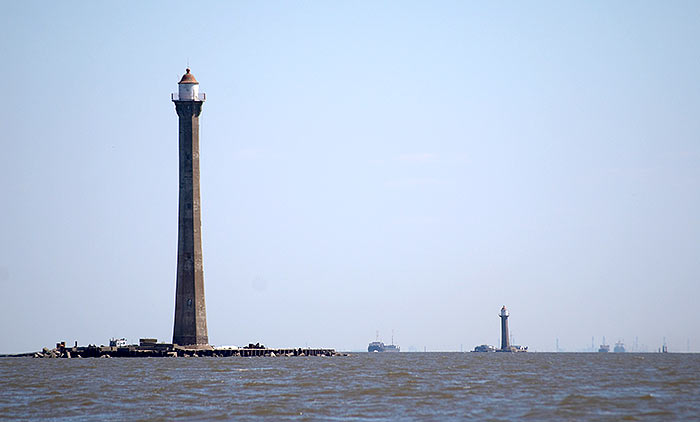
[19,341,345,359]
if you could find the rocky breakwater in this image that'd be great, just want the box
[34,342,75,359]
[15,340,345,358]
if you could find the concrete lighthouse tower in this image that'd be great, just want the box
[172,68,209,347]
[499,305,510,351]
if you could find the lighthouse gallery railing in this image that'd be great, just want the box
[171,93,206,101]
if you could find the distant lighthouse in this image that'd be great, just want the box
[499,305,510,351]
[172,68,209,347]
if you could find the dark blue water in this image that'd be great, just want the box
[1,353,698,421]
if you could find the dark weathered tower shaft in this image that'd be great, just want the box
[500,306,510,350]
[172,69,208,347]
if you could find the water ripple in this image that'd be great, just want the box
[0,353,698,420]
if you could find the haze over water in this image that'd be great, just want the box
[2,353,699,421]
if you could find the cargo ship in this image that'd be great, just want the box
[368,331,400,352]
[368,341,400,352]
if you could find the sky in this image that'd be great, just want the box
[1,1,699,353]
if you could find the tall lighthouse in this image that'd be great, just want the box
[499,305,510,351]
[172,68,209,347]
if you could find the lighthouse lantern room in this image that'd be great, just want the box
[177,68,201,101]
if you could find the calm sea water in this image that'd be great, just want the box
[1,353,698,421]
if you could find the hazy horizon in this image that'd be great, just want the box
[2,1,699,354]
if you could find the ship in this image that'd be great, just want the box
[368,341,400,352]
[472,344,496,352]
[613,341,626,353]
[368,330,400,352]
[598,344,610,353]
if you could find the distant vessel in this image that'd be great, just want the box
[368,330,400,352]
[472,344,496,352]
[614,341,626,353]
[598,344,610,353]
[368,342,400,352]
